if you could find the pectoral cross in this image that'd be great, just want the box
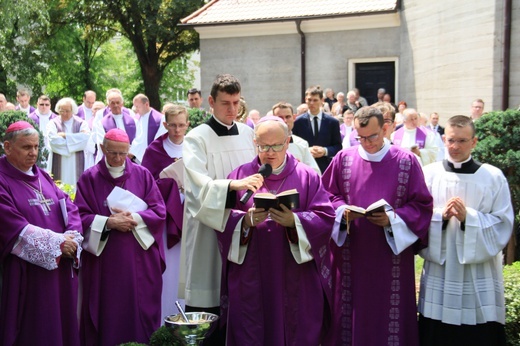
[28,190,55,216]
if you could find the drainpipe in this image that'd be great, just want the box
[502,0,511,110]
[295,20,306,103]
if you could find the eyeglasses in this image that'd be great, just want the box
[257,143,285,153]
[446,138,473,145]
[105,150,128,157]
[384,119,394,124]
[39,103,50,106]
[166,123,187,129]
[355,133,380,143]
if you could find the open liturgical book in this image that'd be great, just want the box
[253,189,300,210]
[345,198,391,216]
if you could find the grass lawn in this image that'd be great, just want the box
[415,255,424,298]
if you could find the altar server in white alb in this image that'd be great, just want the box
[418,115,514,346]
[181,74,259,329]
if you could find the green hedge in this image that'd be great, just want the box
[505,261,520,345]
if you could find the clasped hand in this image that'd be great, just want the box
[442,197,466,222]
[60,234,78,258]
[107,207,138,232]
[310,146,326,158]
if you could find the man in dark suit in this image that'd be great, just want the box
[292,85,342,173]
[429,112,444,136]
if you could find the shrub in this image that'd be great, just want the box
[473,109,520,261]
[504,261,520,345]
[187,108,210,132]
[0,110,48,169]
[473,109,520,224]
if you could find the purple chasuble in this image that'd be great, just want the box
[218,153,334,345]
[74,157,166,346]
[142,133,183,247]
[393,126,427,148]
[321,146,433,346]
[101,112,137,143]
[0,157,82,346]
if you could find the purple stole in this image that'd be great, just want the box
[392,127,427,148]
[28,111,57,126]
[146,109,163,145]
[76,104,90,120]
[51,116,85,182]
[16,105,36,115]
[102,113,136,142]
[102,106,131,117]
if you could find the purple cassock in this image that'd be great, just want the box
[141,133,183,247]
[321,145,433,346]
[101,112,137,143]
[28,111,57,126]
[0,156,82,346]
[218,153,334,345]
[74,157,166,346]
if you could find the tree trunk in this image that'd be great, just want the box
[141,63,164,111]
[0,65,9,96]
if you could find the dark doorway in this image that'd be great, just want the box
[355,62,395,105]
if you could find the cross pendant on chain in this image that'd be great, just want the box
[28,190,55,216]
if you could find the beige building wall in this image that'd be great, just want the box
[510,0,520,110]
[401,0,519,122]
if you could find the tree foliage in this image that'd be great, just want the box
[0,0,49,97]
[1,0,200,109]
[77,0,204,109]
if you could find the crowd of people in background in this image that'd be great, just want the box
[0,76,514,346]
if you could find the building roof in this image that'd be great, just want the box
[181,0,398,26]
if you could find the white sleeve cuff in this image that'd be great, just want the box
[131,213,155,250]
[289,214,314,264]
[83,215,109,256]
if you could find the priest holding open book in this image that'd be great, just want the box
[322,106,433,346]
[217,116,335,345]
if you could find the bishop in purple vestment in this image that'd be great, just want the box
[0,121,83,346]
[75,129,166,346]
[218,117,334,345]
[322,107,433,346]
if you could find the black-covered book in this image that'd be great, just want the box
[253,189,300,210]
[345,198,390,216]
